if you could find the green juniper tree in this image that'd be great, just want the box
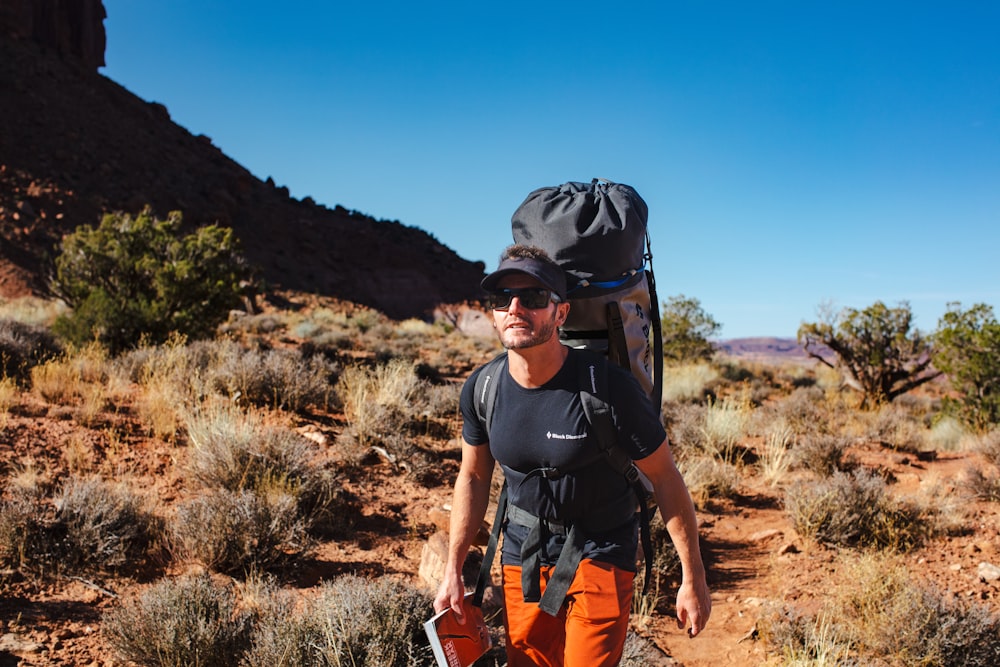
[52,207,251,353]
[798,301,939,408]
[932,302,1000,432]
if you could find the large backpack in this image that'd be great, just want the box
[510,178,663,411]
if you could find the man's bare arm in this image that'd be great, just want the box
[433,440,496,619]
[635,438,712,637]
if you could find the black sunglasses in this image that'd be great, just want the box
[487,287,561,311]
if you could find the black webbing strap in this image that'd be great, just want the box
[606,301,630,372]
[644,230,663,417]
[473,481,507,607]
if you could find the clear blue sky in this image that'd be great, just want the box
[101,1,999,339]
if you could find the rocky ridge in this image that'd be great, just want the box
[0,2,486,320]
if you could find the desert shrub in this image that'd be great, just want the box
[663,401,708,457]
[620,630,674,666]
[244,575,435,667]
[55,476,161,573]
[793,434,853,477]
[677,456,740,506]
[172,488,312,576]
[867,403,927,452]
[208,345,335,411]
[660,362,719,403]
[767,385,830,436]
[183,404,349,534]
[0,486,58,575]
[784,469,932,551]
[979,429,1000,467]
[103,573,255,667]
[761,553,1000,666]
[0,319,62,385]
[965,466,1000,502]
[1,476,160,576]
[927,415,971,452]
[51,207,250,353]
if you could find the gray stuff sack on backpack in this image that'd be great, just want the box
[510,179,661,405]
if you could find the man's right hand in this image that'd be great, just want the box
[433,570,468,623]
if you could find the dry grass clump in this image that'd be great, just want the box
[0,475,161,576]
[0,295,68,326]
[244,575,437,667]
[30,343,118,411]
[784,469,933,551]
[336,358,427,455]
[661,362,719,403]
[102,573,255,667]
[758,420,795,487]
[760,553,1000,666]
[0,318,63,386]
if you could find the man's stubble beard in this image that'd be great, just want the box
[499,314,559,350]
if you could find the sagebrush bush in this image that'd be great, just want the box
[676,456,740,506]
[244,575,436,667]
[1,477,160,576]
[183,404,350,535]
[55,476,161,573]
[979,429,1000,467]
[760,553,1000,666]
[103,573,255,667]
[793,433,853,476]
[208,344,336,411]
[0,318,62,385]
[767,385,830,437]
[171,488,312,576]
[784,469,932,551]
[0,486,57,575]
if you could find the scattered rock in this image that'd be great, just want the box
[978,562,1000,582]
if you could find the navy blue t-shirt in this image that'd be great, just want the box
[460,348,666,570]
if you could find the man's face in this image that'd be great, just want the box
[491,274,564,350]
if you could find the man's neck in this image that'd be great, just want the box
[506,340,569,389]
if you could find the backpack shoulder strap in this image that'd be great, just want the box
[575,349,656,596]
[472,352,508,608]
[473,352,508,436]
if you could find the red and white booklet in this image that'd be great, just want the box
[423,593,492,667]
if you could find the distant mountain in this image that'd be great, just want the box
[0,1,486,319]
[715,337,832,365]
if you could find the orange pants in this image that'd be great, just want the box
[501,559,635,667]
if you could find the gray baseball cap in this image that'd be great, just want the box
[481,255,568,301]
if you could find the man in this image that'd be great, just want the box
[434,244,710,667]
